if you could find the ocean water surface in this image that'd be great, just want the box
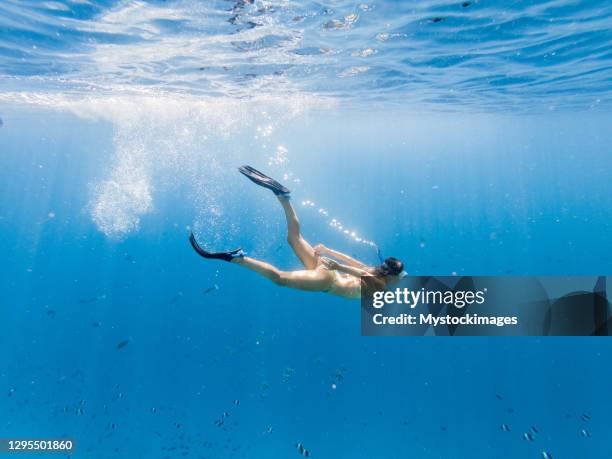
[1,1,612,458]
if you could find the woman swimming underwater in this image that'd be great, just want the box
[189,166,405,299]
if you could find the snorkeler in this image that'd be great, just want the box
[189,166,404,299]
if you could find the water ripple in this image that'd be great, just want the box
[0,0,611,111]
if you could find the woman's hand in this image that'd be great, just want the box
[320,257,339,270]
[313,243,326,256]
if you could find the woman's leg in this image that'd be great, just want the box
[276,195,318,269]
[234,256,333,292]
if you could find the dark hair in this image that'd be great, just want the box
[374,257,404,277]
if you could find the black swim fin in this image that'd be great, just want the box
[238,165,291,196]
[189,233,244,262]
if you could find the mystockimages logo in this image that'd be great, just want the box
[361,276,612,336]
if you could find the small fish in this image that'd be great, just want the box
[295,442,310,457]
[495,394,503,400]
[265,426,273,434]
[214,419,224,427]
[116,340,130,350]
[79,294,106,304]
[151,407,157,413]
[204,285,219,294]
[430,17,445,23]
[530,426,539,434]
[542,452,553,459]
[580,428,591,438]
[500,424,510,432]
[461,1,472,7]
[581,413,591,422]
[46,309,56,318]
[222,411,230,418]
[523,432,535,441]
[7,387,15,397]
[233,399,240,406]
[92,321,101,327]
[333,368,346,382]
[0,117,3,127]
[170,292,184,303]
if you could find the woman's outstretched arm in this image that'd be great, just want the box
[321,258,371,277]
[315,244,370,269]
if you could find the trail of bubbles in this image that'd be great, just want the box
[299,198,378,249]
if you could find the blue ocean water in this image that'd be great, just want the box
[1,1,612,458]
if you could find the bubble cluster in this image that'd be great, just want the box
[15,93,330,239]
[268,145,289,166]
